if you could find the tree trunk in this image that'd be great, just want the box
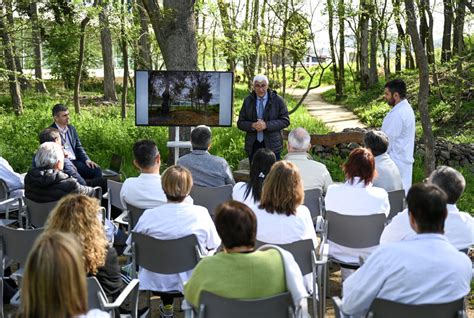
[327,0,340,96]
[441,0,453,62]
[404,24,416,69]
[425,2,435,64]
[201,14,207,71]
[452,0,466,56]
[99,1,118,102]
[0,1,23,115]
[393,0,404,72]
[216,0,236,72]
[73,15,90,114]
[30,2,48,93]
[337,0,345,99]
[280,0,289,98]
[121,0,128,119]
[137,0,153,69]
[405,0,435,176]
[419,0,434,64]
[369,12,378,86]
[359,0,370,89]
[212,23,217,71]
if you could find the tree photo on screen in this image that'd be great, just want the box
[148,71,221,126]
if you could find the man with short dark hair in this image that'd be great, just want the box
[50,103,102,180]
[340,183,471,316]
[380,166,473,250]
[381,79,415,193]
[177,125,234,187]
[363,130,403,192]
[238,74,290,162]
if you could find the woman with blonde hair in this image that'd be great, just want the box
[45,194,123,300]
[18,231,108,317]
[254,160,317,247]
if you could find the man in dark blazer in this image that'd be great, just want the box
[50,103,102,180]
[237,74,290,162]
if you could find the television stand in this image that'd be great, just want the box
[166,127,192,164]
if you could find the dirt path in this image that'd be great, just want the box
[288,86,365,132]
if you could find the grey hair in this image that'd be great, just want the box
[288,127,311,151]
[35,142,64,169]
[191,125,212,150]
[428,166,465,204]
[253,74,269,85]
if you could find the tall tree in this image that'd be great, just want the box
[98,0,117,102]
[0,0,23,114]
[29,2,48,93]
[120,0,128,119]
[327,0,340,96]
[441,0,453,62]
[392,0,404,72]
[217,0,237,73]
[368,0,378,86]
[337,0,345,99]
[359,0,370,89]
[452,0,466,56]
[136,0,153,69]
[404,0,435,175]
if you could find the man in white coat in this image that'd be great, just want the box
[381,79,415,193]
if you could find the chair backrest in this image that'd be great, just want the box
[0,226,43,266]
[303,188,323,221]
[126,204,146,230]
[23,197,58,228]
[87,276,106,310]
[132,232,201,274]
[198,291,294,318]
[189,185,233,218]
[326,211,386,248]
[0,179,9,201]
[367,298,465,318]
[107,179,124,219]
[387,189,405,220]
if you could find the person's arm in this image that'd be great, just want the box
[223,160,235,185]
[341,249,387,315]
[237,98,256,132]
[264,95,290,132]
[0,158,24,191]
[69,125,91,162]
[322,168,333,194]
[381,115,402,155]
[63,158,87,185]
[379,210,414,244]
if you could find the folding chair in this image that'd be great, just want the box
[0,178,22,226]
[87,276,140,318]
[332,296,466,318]
[189,185,233,218]
[131,232,202,314]
[326,211,386,269]
[304,188,323,222]
[23,197,58,228]
[387,189,405,220]
[256,239,329,318]
[126,204,146,231]
[106,179,125,221]
[0,226,44,316]
[196,291,295,318]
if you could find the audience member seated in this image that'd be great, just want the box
[121,140,192,209]
[50,103,102,180]
[45,194,123,300]
[284,127,332,192]
[232,148,276,207]
[380,166,473,250]
[0,155,24,203]
[18,231,108,317]
[340,183,472,317]
[325,148,389,280]
[184,200,287,309]
[177,125,235,187]
[25,142,95,203]
[254,160,317,247]
[126,165,220,317]
[363,130,403,192]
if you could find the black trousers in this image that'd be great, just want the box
[248,140,280,164]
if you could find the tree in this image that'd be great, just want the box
[452,0,466,56]
[368,0,378,86]
[359,0,370,89]
[29,2,48,93]
[441,0,453,62]
[98,0,117,102]
[404,0,435,175]
[136,0,153,69]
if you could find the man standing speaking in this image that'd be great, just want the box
[237,75,290,162]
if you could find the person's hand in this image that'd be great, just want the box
[253,119,266,132]
[85,160,98,168]
[257,119,267,131]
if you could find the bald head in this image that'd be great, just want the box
[288,127,311,152]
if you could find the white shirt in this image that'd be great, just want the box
[325,179,390,263]
[380,204,474,250]
[0,156,24,198]
[127,202,221,292]
[120,173,192,209]
[373,153,403,192]
[232,182,258,208]
[284,152,333,192]
[253,204,318,248]
[342,234,472,316]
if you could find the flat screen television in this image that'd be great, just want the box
[135,70,234,127]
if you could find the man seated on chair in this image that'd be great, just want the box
[363,130,403,192]
[0,155,24,212]
[120,140,192,209]
[126,165,220,317]
[340,183,472,317]
[284,127,332,192]
[177,125,235,187]
[380,166,473,251]
[25,142,95,203]
[50,103,102,181]
[185,200,290,309]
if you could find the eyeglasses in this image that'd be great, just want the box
[254,84,267,89]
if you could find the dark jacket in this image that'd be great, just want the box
[237,89,290,155]
[50,123,90,162]
[92,246,124,300]
[24,167,95,203]
[32,156,86,185]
